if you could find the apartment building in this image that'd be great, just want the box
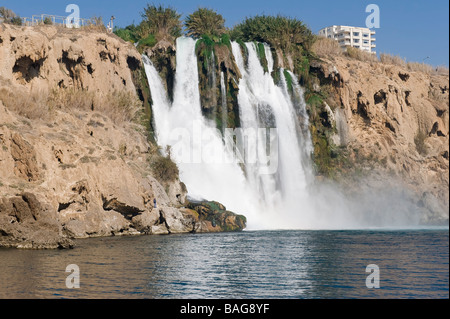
[318,25,376,53]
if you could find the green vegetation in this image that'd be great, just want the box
[149,153,179,183]
[138,33,157,48]
[112,5,352,179]
[185,8,226,39]
[283,69,293,93]
[414,130,428,156]
[114,5,181,51]
[43,17,53,25]
[255,42,268,73]
[230,15,314,52]
[114,24,140,43]
[0,7,21,25]
[139,4,182,42]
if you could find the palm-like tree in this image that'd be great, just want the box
[140,4,182,41]
[185,8,226,39]
[231,15,314,51]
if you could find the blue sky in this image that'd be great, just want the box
[2,0,449,66]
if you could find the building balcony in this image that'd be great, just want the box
[337,34,350,39]
[337,28,351,33]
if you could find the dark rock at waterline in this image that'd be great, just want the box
[186,199,247,232]
[0,193,74,249]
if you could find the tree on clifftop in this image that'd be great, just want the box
[185,8,226,40]
[139,4,182,42]
[0,7,22,25]
[231,15,314,52]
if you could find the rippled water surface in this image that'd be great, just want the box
[0,230,448,299]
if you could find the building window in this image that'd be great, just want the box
[353,32,359,36]
[363,40,369,44]
[363,34,369,37]
[354,45,360,48]
[354,39,360,43]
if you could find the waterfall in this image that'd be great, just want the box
[231,41,313,228]
[209,50,217,112]
[220,71,227,133]
[263,43,274,73]
[144,38,321,229]
[143,37,424,230]
[144,37,263,227]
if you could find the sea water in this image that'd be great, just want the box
[0,229,448,299]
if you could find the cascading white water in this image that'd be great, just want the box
[144,37,424,230]
[144,37,320,229]
[279,69,315,185]
[144,37,264,227]
[219,71,227,133]
[263,43,274,73]
[231,41,314,228]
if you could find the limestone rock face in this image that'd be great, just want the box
[0,24,141,95]
[0,98,195,248]
[0,25,245,249]
[145,39,176,101]
[312,57,449,224]
[0,192,73,249]
[10,133,40,182]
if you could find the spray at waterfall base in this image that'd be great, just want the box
[144,37,426,230]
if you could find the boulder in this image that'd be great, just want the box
[186,199,247,232]
[0,193,74,249]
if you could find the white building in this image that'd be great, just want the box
[318,25,376,54]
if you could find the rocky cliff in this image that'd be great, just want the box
[0,24,246,249]
[309,56,449,224]
[142,32,449,226]
[1,23,447,249]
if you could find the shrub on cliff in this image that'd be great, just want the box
[0,87,141,125]
[185,8,226,40]
[43,17,53,25]
[0,7,15,20]
[414,130,428,156]
[230,15,314,52]
[83,16,107,32]
[150,154,179,183]
[114,24,140,43]
[0,7,21,25]
[139,4,182,42]
[345,46,378,63]
[311,37,343,58]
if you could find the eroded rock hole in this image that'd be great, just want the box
[126,56,140,71]
[398,72,410,82]
[405,91,411,106]
[87,64,94,75]
[13,56,47,82]
[374,90,387,106]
